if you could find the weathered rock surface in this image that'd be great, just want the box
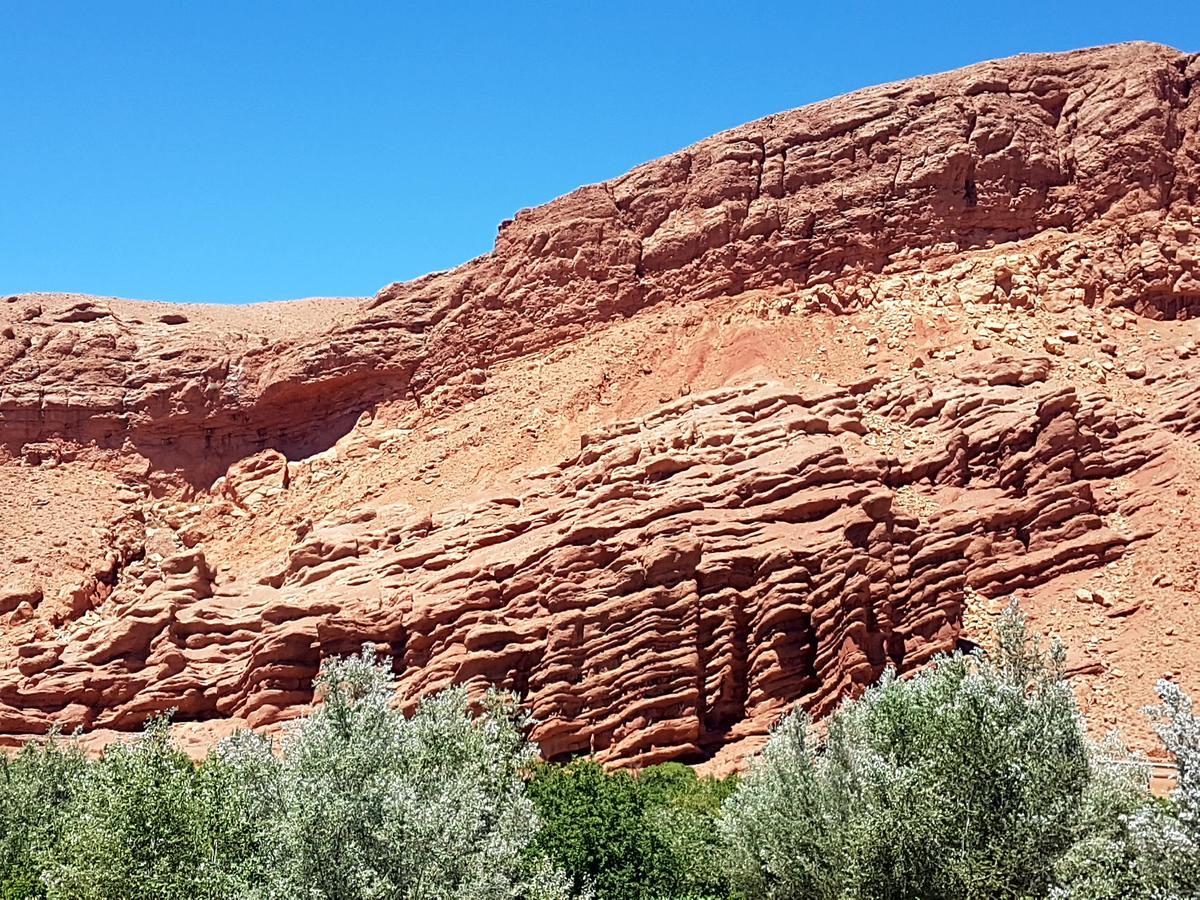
[0,369,1173,764]
[2,42,1200,762]
[3,43,1197,482]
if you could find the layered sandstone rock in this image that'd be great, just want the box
[3,43,1196,480]
[1,41,1199,762]
[0,367,1174,764]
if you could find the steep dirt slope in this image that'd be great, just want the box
[2,42,1199,765]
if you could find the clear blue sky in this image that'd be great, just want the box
[2,2,1196,304]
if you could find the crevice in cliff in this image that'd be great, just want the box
[750,136,767,203]
[131,370,401,491]
[1130,291,1200,321]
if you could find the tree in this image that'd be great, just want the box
[638,762,736,899]
[251,645,569,900]
[720,603,1093,900]
[527,759,666,899]
[1053,680,1200,899]
[0,735,83,899]
[527,758,734,900]
[41,715,262,900]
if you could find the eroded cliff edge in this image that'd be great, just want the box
[2,42,1199,763]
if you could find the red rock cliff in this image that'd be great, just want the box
[1,42,1198,763]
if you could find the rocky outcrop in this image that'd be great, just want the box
[2,42,1199,762]
[2,43,1197,486]
[0,362,1173,764]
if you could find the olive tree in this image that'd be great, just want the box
[41,716,264,900]
[0,735,83,899]
[720,604,1092,900]
[250,646,570,900]
[1053,680,1200,899]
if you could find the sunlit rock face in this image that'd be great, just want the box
[2,42,1199,765]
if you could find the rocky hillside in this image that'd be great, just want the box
[2,41,1198,766]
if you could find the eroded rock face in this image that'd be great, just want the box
[3,43,1197,482]
[0,365,1176,765]
[2,42,1200,762]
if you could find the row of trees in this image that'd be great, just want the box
[1,607,1197,899]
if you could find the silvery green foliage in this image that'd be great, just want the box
[1120,681,1200,897]
[1052,681,1200,899]
[717,709,843,900]
[249,645,570,900]
[0,731,83,898]
[719,603,1091,900]
[42,714,263,900]
[1048,735,1154,900]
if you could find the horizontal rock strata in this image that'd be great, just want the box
[2,43,1196,485]
[1,41,1198,762]
[0,363,1172,764]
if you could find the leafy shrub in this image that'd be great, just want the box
[40,714,263,900]
[1046,733,1155,900]
[528,758,734,900]
[250,645,569,900]
[1132,680,1200,894]
[637,762,736,899]
[528,759,668,899]
[719,604,1093,900]
[1053,680,1200,899]
[0,736,83,899]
